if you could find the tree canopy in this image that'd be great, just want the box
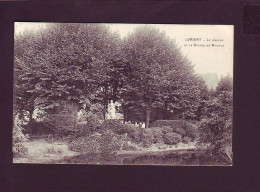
[14,23,123,131]
[120,26,207,127]
[14,24,209,131]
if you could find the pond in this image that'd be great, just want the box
[52,150,231,166]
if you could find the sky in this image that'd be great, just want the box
[15,22,233,77]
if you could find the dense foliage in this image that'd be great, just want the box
[69,129,131,153]
[151,120,198,140]
[199,76,233,162]
[121,26,206,127]
[14,24,207,133]
[163,132,182,145]
[14,23,122,134]
[13,116,29,157]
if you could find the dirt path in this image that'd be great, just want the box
[13,139,80,164]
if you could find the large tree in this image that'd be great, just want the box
[121,25,205,127]
[14,23,123,132]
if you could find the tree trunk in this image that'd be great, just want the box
[145,108,151,128]
[103,104,107,120]
[123,109,126,124]
[28,108,33,123]
[73,102,78,127]
[27,95,36,134]
[28,108,34,134]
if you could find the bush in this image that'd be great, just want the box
[142,129,154,148]
[98,130,122,154]
[150,127,164,144]
[174,127,186,136]
[116,124,137,135]
[151,120,198,140]
[69,130,124,154]
[151,120,186,136]
[121,141,139,151]
[128,128,143,143]
[151,120,185,130]
[185,124,198,140]
[69,135,101,153]
[182,136,191,144]
[163,132,182,145]
[86,113,104,132]
[75,122,89,136]
[161,126,173,134]
[99,120,142,142]
[99,119,123,132]
[13,116,29,157]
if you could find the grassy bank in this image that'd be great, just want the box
[13,139,80,163]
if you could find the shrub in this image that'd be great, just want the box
[182,136,191,144]
[150,127,164,144]
[69,135,101,153]
[116,124,136,135]
[151,120,185,130]
[13,116,29,157]
[128,128,143,143]
[69,130,124,154]
[98,130,122,154]
[99,119,123,132]
[142,129,154,148]
[185,124,198,140]
[151,120,198,140]
[161,126,173,134]
[151,120,186,136]
[121,140,139,151]
[86,113,104,132]
[174,127,186,136]
[75,122,89,135]
[163,132,182,145]
[99,120,142,142]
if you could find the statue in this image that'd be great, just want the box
[107,100,116,119]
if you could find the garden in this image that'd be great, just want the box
[13,23,233,165]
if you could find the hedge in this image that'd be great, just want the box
[151,120,186,129]
[99,119,142,141]
[163,132,182,145]
[100,119,135,133]
[182,136,191,144]
[69,130,123,154]
[150,120,198,140]
[127,128,143,143]
[99,119,122,131]
[150,127,164,144]
[69,135,101,153]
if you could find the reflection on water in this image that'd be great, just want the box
[54,150,231,166]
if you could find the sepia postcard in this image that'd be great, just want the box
[13,23,233,165]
